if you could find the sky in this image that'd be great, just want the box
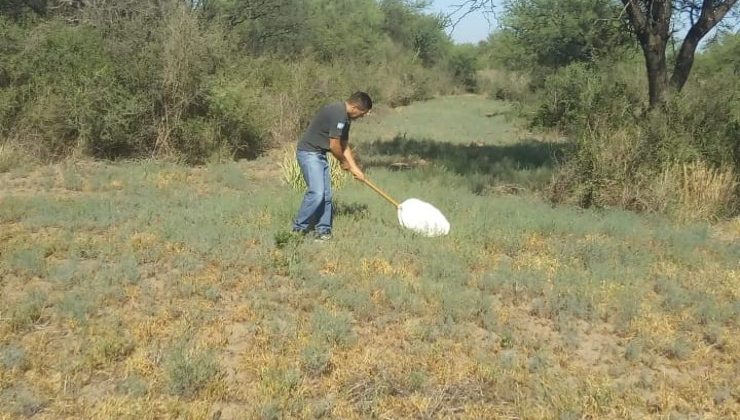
[429,0,502,44]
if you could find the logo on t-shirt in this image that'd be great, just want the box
[337,122,345,130]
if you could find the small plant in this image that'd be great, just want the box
[115,375,149,397]
[407,369,428,392]
[10,290,48,331]
[300,341,333,377]
[56,289,95,323]
[1,386,45,417]
[0,142,27,173]
[0,344,28,371]
[311,308,356,347]
[207,163,248,190]
[165,343,221,398]
[331,287,375,320]
[61,163,84,191]
[662,336,694,361]
[624,340,643,362]
[7,248,46,277]
[86,329,136,368]
[260,366,302,395]
[280,145,349,191]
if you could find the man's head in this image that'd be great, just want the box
[346,91,373,120]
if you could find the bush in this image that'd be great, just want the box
[165,343,221,398]
[0,0,480,163]
[544,58,739,220]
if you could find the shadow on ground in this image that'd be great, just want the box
[358,135,573,193]
[360,135,571,176]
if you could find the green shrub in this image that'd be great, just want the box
[165,343,221,398]
[0,344,28,371]
[311,308,357,348]
[300,341,333,377]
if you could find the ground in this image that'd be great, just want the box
[0,96,738,419]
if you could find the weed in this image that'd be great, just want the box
[343,372,397,416]
[61,163,84,190]
[0,143,28,173]
[0,344,28,371]
[84,319,136,368]
[713,388,733,406]
[272,230,303,276]
[380,277,414,312]
[662,336,694,361]
[207,163,248,190]
[407,369,428,393]
[1,386,45,417]
[165,343,221,398]
[331,287,375,321]
[300,341,333,377]
[309,397,335,418]
[6,247,46,277]
[655,278,692,312]
[261,366,302,395]
[56,289,96,323]
[115,375,149,397]
[624,340,644,362]
[48,259,80,288]
[527,349,551,373]
[204,286,221,302]
[118,253,141,285]
[311,308,356,348]
[439,287,485,323]
[10,289,48,331]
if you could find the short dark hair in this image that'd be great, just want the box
[348,91,373,111]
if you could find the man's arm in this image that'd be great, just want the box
[329,137,365,181]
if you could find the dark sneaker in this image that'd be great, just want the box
[291,229,308,236]
[314,232,332,242]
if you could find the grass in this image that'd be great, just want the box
[0,96,738,418]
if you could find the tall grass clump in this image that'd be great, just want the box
[653,161,738,222]
[280,145,349,191]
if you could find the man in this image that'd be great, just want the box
[292,91,372,241]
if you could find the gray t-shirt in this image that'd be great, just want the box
[297,102,351,152]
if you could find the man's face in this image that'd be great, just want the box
[348,104,370,120]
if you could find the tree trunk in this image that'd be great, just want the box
[643,34,670,107]
[621,0,673,108]
[670,0,739,92]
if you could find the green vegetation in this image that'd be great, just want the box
[1,96,738,418]
[476,2,740,221]
[0,0,471,163]
[2,0,739,416]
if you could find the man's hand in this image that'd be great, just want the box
[349,166,365,181]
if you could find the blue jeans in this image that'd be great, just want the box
[293,150,332,234]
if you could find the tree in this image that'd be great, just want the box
[487,0,633,74]
[622,0,739,106]
[462,0,740,107]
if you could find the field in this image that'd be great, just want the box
[1,96,738,418]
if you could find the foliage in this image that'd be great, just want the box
[0,0,466,162]
[483,0,633,78]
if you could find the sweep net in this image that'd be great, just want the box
[397,198,450,237]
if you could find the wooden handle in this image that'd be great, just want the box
[362,178,400,208]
